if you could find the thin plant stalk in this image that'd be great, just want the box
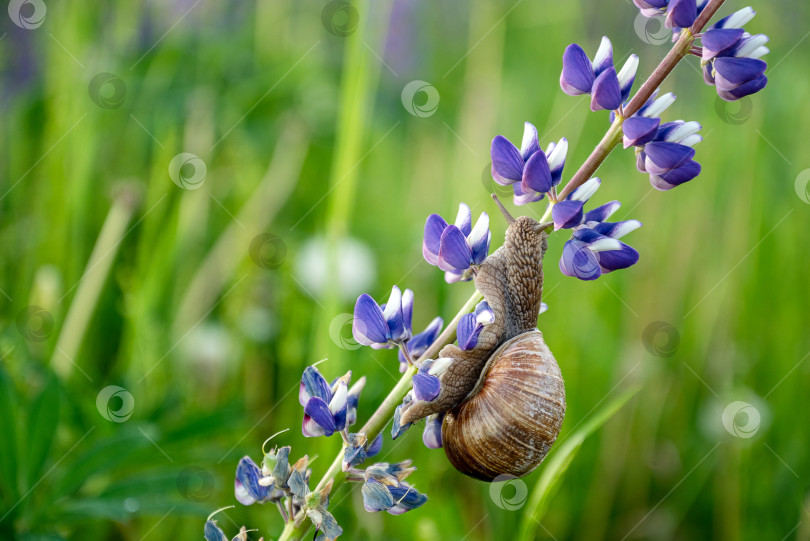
[51,184,142,379]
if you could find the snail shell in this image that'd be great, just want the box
[442,329,565,481]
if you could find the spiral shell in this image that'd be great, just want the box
[442,329,565,481]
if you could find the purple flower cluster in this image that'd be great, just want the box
[560,37,638,112]
[299,366,364,438]
[352,285,412,349]
[490,122,568,205]
[616,92,704,190]
[700,8,769,101]
[345,461,428,515]
[423,203,491,282]
[554,178,643,280]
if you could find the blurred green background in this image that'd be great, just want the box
[1,0,809,539]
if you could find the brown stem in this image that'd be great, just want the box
[556,0,726,201]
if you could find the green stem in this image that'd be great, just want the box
[279,290,483,540]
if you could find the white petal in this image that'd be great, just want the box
[748,45,770,59]
[666,121,702,143]
[468,212,490,246]
[329,380,348,415]
[610,220,642,239]
[572,177,601,202]
[382,286,402,324]
[588,237,622,252]
[617,54,639,88]
[428,357,453,377]
[724,7,755,29]
[679,134,703,147]
[735,34,769,58]
[547,138,568,171]
[476,307,495,326]
[642,92,676,118]
[520,122,539,157]
[592,36,613,72]
[455,203,472,233]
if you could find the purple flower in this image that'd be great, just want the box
[551,178,604,231]
[422,413,444,449]
[614,90,676,147]
[235,456,272,505]
[423,203,491,282]
[633,0,699,30]
[397,316,443,372]
[560,38,638,111]
[412,358,452,402]
[299,367,363,437]
[491,122,568,205]
[352,285,413,347]
[636,120,703,190]
[560,221,642,280]
[700,8,769,101]
[391,393,414,440]
[343,432,383,470]
[456,300,495,350]
[554,180,642,280]
[358,462,427,515]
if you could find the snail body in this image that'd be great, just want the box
[399,212,566,481]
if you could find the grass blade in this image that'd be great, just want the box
[516,386,640,541]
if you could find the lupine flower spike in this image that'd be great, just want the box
[490,122,568,205]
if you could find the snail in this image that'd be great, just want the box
[399,196,566,482]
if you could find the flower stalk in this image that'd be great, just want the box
[279,291,482,540]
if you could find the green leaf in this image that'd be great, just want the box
[0,365,20,506]
[25,373,61,489]
[515,386,640,541]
